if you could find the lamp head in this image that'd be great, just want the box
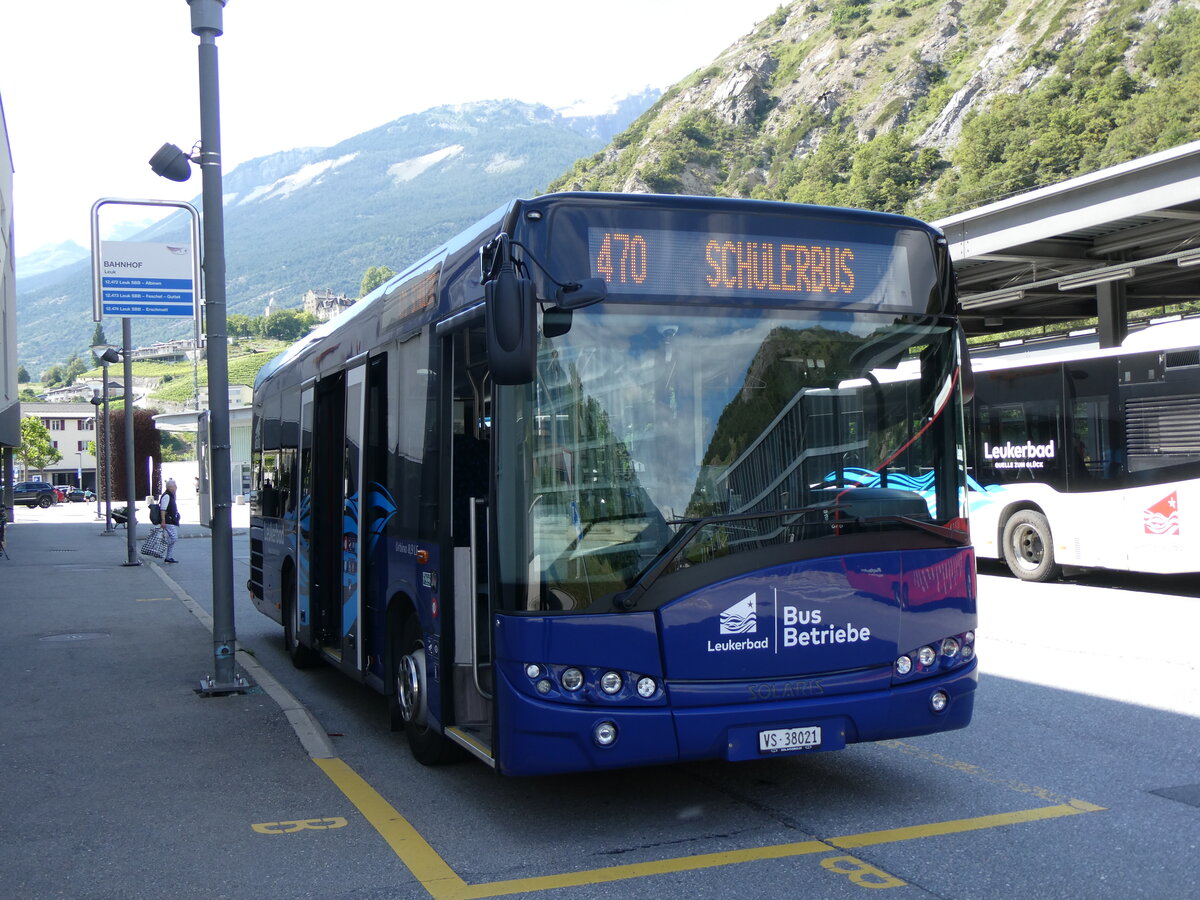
[100,348,121,365]
[149,142,193,182]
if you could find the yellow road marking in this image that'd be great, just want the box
[313,758,467,897]
[829,798,1106,849]
[448,839,832,899]
[315,756,1104,900]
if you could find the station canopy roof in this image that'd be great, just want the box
[933,139,1200,339]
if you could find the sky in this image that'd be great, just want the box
[1,0,786,259]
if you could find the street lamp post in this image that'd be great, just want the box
[90,348,116,533]
[189,0,242,694]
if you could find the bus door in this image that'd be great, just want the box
[310,372,347,660]
[297,387,314,643]
[342,363,367,671]
[445,324,495,754]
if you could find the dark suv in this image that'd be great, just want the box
[14,481,58,508]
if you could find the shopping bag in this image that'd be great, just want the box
[140,526,167,558]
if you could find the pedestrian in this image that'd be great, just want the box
[159,478,181,563]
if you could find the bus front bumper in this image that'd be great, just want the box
[494,661,978,776]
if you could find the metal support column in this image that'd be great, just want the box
[1097,280,1128,349]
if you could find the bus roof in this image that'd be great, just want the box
[970,317,1200,373]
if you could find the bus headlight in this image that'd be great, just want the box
[561,667,584,692]
[600,671,623,694]
[940,637,960,659]
[918,646,937,667]
[895,655,913,676]
[930,690,949,713]
[525,663,542,679]
[636,676,657,698]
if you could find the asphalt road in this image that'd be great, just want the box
[3,503,1197,899]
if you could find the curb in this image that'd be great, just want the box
[147,559,337,760]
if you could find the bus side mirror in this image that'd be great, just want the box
[555,277,607,310]
[484,235,536,385]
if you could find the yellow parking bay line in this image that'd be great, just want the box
[316,755,1104,900]
[449,840,833,899]
[313,758,468,897]
[829,799,1106,849]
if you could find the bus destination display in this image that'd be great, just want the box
[588,227,915,310]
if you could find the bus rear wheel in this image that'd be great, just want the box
[389,611,458,765]
[1002,510,1060,582]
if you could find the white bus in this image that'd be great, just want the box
[967,318,1200,580]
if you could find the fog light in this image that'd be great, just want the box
[941,637,960,658]
[930,690,949,712]
[600,671,623,694]
[918,646,937,667]
[561,667,584,692]
[525,663,542,679]
[895,655,912,676]
[535,679,552,695]
[636,676,657,698]
[594,721,618,747]
[964,630,975,644]
[961,644,975,661]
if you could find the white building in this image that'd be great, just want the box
[1,93,17,513]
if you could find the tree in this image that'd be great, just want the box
[261,308,317,341]
[227,313,258,339]
[63,353,88,386]
[41,364,65,388]
[359,265,396,298]
[90,322,109,351]
[18,416,62,476]
[16,365,29,383]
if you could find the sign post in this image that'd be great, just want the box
[90,199,201,566]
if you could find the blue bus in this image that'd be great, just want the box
[248,192,977,775]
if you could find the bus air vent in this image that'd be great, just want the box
[1165,349,1200,369]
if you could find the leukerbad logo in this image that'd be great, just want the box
[720,594,757,635]
[1144,491,1180,535]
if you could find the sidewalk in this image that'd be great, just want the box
[0,511,342,896]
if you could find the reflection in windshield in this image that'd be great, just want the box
[523,305,963,611]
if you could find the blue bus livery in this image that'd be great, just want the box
[247,192,977,775]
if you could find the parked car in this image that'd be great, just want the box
[14,481,58,508]
[63,487,92,502]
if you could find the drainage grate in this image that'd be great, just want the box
[47,548,78,553]
[39,632,111,643]
[1150,784,1200,808]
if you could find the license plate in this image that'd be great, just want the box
[759,726,821,753]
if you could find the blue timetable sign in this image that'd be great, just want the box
[99,241,197,319]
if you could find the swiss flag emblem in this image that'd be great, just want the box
[1143,491,1180,536]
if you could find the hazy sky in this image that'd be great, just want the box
[1,0,785,256]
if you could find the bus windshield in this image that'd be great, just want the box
[520,305,966,612]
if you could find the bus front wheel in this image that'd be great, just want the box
[1002,510,1060,582]
[283,570,320,668]
[389,611,458,765]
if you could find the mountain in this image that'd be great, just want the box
[550,0,1200,219]
[15,95,658,374]
[15,241,88,278]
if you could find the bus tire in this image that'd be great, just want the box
[283,568,320,668]
[1002,510,1060,582]
[389,610,458,765]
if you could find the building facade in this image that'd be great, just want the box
[19,402,100,489]
[1,93,17,515]
[302,288,355,322]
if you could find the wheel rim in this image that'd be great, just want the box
[1012,523,1043,569]
[398,648,427,727]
